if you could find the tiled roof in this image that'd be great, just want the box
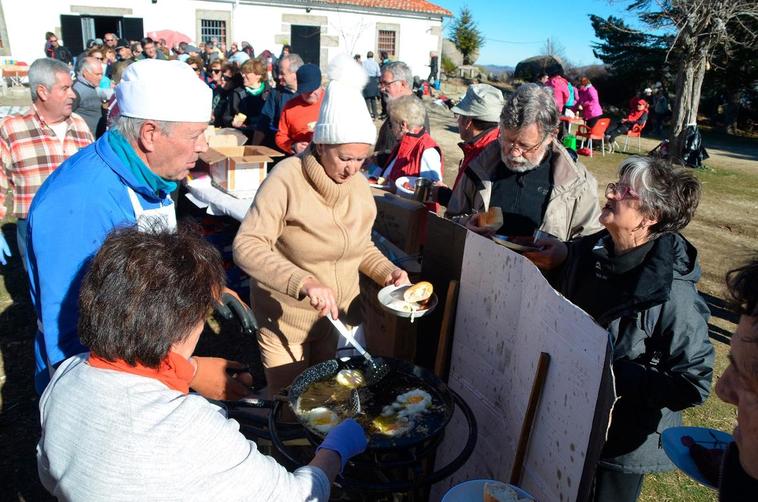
[322,0,452,17]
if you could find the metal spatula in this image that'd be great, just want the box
[327,314,390,386]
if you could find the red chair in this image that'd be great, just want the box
[623,122,646,152]
[576,118,611,157]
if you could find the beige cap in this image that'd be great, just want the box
[452,83,505,122]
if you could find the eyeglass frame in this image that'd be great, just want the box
[379,78,401,89]
[605,182,640,200]
[500,129,550,157]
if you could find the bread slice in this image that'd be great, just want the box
[234,112,247,123]
[403,281,434,303]
[479,206,503,231]
[483,482,526,502]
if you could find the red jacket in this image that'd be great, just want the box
[384,129,443,185]
[453,127,499,190]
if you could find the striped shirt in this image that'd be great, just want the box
[0,105,93,219]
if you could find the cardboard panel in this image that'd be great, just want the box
[431,232,612,502]
[372,193,427,254]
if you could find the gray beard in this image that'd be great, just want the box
[501,155,540,173]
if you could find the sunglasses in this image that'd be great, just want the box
[211,68,221,73]
[605,182,639,200]
[222,75,233,81]
[190,66,199,72]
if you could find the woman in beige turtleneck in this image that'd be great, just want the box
[233,54,408,395]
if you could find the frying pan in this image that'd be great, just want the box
[227,355,455,450]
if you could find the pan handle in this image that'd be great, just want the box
[215,292,259,335]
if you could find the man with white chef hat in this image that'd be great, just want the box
[26,59,252,397]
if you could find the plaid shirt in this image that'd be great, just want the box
[0,105,93,219]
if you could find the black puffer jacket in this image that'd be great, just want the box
[554,231,715,474]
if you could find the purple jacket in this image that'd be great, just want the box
[577,84,603,120]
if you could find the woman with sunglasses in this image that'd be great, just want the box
[530,156,714,502]
[213,63,245,128]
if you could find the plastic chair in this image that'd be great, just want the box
[623,122,646,152]
[576,118,611,157]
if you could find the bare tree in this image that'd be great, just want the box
[626,0,758,160]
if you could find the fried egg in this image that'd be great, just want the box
[307,407,340,434]
[371,415,412,436]
[393,389,432,417]
[335,369,365,389]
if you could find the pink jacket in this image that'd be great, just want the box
[547,75,570,112]
[577,84,603,120]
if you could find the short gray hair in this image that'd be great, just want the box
[500,83,559,136]
[618,156,701,237]
[281,53,304,73]
[383,61,413,88]
[388,95,426,130]
[111,115,175,144]
[29,58,70,102]
[78,56,100,78]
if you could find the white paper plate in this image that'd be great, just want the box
[377,284,437,319]
[661,426,732,489]
[361,172,390,189]
[395,176,418,196]
[492,235,542,253]
[442,479,534,501]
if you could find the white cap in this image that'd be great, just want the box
[116,59,212,123]
[313,54,376,145]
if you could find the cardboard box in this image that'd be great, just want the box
[205,126,247,148]
[198,145,284,198]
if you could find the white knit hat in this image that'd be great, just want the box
[313,54,376,145]
[116,59,212,123]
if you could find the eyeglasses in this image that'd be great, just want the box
[379,79,401,88]
[210,68,221,73]
[222,75,233,81]
[190,66,199,72]
[502,134,548,156]
[94,56,103,60]
[605,182,639,200]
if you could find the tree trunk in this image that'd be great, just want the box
[669,51,707,163]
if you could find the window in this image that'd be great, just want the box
[378,30,396,56]
[200,19,226,44]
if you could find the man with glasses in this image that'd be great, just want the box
[447,83,602,242]
[252,53,302,149]
[103,33,118,49]
[374,61,430,168]
[72,56,106,137]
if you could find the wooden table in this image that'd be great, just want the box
[2,65,28,87]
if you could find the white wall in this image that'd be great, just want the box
[1,0,443,78]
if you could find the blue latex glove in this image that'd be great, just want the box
[0,233,10,265]
[316,418,367,472]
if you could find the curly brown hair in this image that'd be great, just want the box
[78,226,225,367]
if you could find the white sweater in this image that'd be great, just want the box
[38,354,330,501]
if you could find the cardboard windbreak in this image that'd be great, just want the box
[431,232,613,502]
[198,145,284,198]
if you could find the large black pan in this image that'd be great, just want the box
[229,355,455,450]
[286,356,455,450]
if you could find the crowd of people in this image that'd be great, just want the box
[0,28,753,502]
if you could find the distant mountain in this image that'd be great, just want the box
[481,64,514,75]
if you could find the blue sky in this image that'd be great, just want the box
[434,0,638,67]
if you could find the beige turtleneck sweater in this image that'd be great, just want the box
[233,152,397,346]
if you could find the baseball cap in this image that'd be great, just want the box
[452,83,505,123]
[297,64,322,94]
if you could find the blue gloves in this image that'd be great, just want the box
[0,233,10,265]
[316,418,367,472]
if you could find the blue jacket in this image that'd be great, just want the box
[27,131,175,392]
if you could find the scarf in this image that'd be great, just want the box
[88,351,195,394]
[107,130,177,196]
[245,81,265,96]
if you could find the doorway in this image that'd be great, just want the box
[290,25,320,66]
[60,14,144,56]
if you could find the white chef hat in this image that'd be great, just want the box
[116,59,211,123]
[313,53,376,145]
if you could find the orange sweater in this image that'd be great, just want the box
[275,93,324,153]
